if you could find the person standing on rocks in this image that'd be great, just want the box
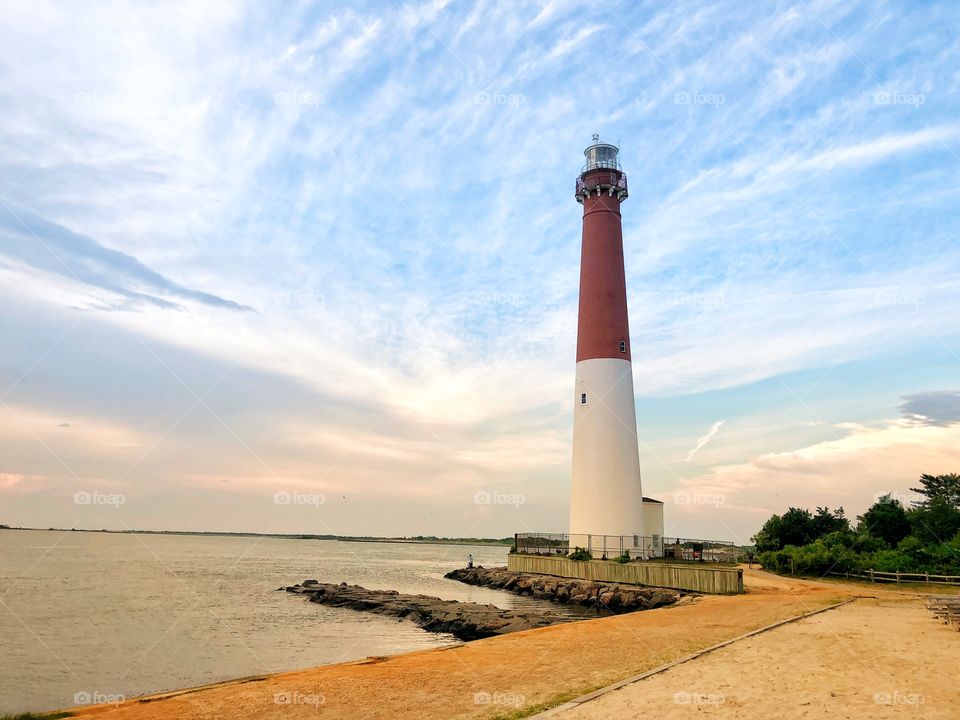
[467,554,474,569]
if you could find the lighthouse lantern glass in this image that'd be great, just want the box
[584,143,619,171]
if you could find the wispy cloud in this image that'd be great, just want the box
[685,420,725,461]
[0,0,958,536]
[0,203,250,312]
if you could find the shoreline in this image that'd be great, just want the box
[56,568,864,719]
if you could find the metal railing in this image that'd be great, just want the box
[576,171,627,190]
[515,532,739,563]
[581,158,623,173]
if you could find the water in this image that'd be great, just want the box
[0,529,579,714]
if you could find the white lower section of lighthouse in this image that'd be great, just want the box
[569,357,646,541]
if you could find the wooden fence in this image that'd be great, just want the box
[507,554,743,594]
[826,569,960,586]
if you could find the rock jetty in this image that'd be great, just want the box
[444,566,683,611]
[284,581,574,641]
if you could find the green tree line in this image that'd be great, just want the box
[753,474,960,576]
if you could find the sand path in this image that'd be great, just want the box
[65,569,954,719]
[553,596,959,719]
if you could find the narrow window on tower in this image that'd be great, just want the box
[619,339,627,353]
[581,393,587,405]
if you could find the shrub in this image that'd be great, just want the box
[759,540,860,576]
[568,547,593,561]
[754,487,960,578]
[865,549,917,573]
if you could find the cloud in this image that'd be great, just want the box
[0,203,250,312]
[784,125,960,174]
[685,420,725,461]
[900,390,960,427]
[672,419,960,541]
[1,1,960,537]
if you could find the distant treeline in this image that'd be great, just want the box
[0,526,513,545]
[402,535,513,545]
[754,474,960,576]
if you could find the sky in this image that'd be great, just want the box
[1,0,958,544]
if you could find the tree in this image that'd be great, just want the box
[857,495,911,548]
[812,507,849,537]
[910,473,960,509]
[752,508,815,551]
[908,496,960,546]
[752,514,783,553]
[779,507,815,547]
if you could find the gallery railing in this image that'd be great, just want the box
[514,532,740,563]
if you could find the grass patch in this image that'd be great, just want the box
[489,678,631,720]
[490,689,584,719]
[1,713,74,720]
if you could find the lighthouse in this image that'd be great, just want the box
[569,135,653,552]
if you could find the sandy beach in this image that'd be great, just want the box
[553,595,958,719]
[58,568,959,720]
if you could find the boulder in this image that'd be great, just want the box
[441,567,682,615]
[286,580,575,641]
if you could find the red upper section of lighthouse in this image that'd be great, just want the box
[575,139,632,363]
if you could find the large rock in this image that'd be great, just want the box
[285,581,569,641]
[444,567,683,614]
[598,591,621,609]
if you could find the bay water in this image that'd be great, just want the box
[0,529,576,714]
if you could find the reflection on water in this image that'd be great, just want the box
[0,529,587,714]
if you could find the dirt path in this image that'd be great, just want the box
[65,569,936,720]
[554,596,959,719]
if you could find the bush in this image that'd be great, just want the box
[757,549,784,573]
[568,547,593,561]
[613,551,632,564]
[753,485,960,579]
[758,539,861,576]
[865,549,917,573]
[897,532,960,575]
